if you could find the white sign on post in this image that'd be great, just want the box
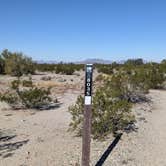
[84,64,93,105]
[85,96,92,105]
[82,64,93,166]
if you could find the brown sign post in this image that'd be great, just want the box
[82,64,93,166]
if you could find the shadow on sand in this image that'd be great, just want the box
[95,133,122,166]
[0,130,29,158]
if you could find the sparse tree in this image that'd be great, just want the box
[0,49,35,76]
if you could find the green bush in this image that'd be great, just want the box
[68,95,84,136]
[146,66,165,89]
[69,80,135,139]
[36,63,56,72]
[96,61,165,91]
[55,63,75,75]
[0,91,19,105]
[0,57,5,74]
[18,87,52,109]
[69,61,166,139]
[35,63,84,74]
[124,58,144,66]
[103,72,148,103]
[96,63,117,74]
[95,74,104,82]
[1,78,56,110]
[69,62,165,139]
[0,49,35,76]
[22,79,33,87]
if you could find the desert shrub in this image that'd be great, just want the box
[1,78,57,110]
[68,95,84,135]
[22,79,33,87]
[161,60,166,73]
[69,79,135,139]
[92,89,134,138]
[0,91,19,105]
[132,64,165,90]
[103,71,148,103]
[13,78,53,109]
[55,63,75,75]
[0,49,35,76]
[96,62,120,74]
[95,74,104,82]
[55,63,84,75]
[120,64,165,92]
[124,58,144,66]
[96,64,115,74]
[11,79,21,90]
[18,87,52,109]
[36,63,56,72]
[36,63,83,74]
[0,57,5,74]
[11,78,33,89]
[146,66,165,89]
[69,62,165,139]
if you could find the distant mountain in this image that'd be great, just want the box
[36,60,58,64]
[36,59,113,64]
[75,58,113,64]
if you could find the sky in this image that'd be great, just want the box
[0,0,166,62]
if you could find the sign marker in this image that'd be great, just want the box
[82,64,93,166]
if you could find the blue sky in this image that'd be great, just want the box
[0,0,166,62]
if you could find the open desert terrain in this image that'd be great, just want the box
[1,1,166,165]
[0,72,166,166]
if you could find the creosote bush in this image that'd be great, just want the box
[69,60,166,139]
[36,62,84,74]
[0,49,35,76]
[18,87,52,109]
[22,79,33,87]
[69,79,135,139]
[0,77,56,110]
[11,79,21,90]
[0,91,19,105]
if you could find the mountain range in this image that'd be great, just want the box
[36,58,113,64]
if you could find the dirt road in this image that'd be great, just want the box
[107,89,166,166]
[129,90,166,166]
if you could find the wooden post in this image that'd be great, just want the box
[82,64,93,166]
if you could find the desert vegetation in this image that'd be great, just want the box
[36,62,84,75]
[0,77,58,110]
[0,50,166,165]
[0,49,35,76]
[69,59,166,139]
[0,49,166,140]
[0,49,84,76]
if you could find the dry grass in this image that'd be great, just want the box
[34,81,63,88]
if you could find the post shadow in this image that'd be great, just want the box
[95,133,123,166]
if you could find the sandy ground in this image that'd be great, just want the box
[0,90,80,166]
[0,73,166,166]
